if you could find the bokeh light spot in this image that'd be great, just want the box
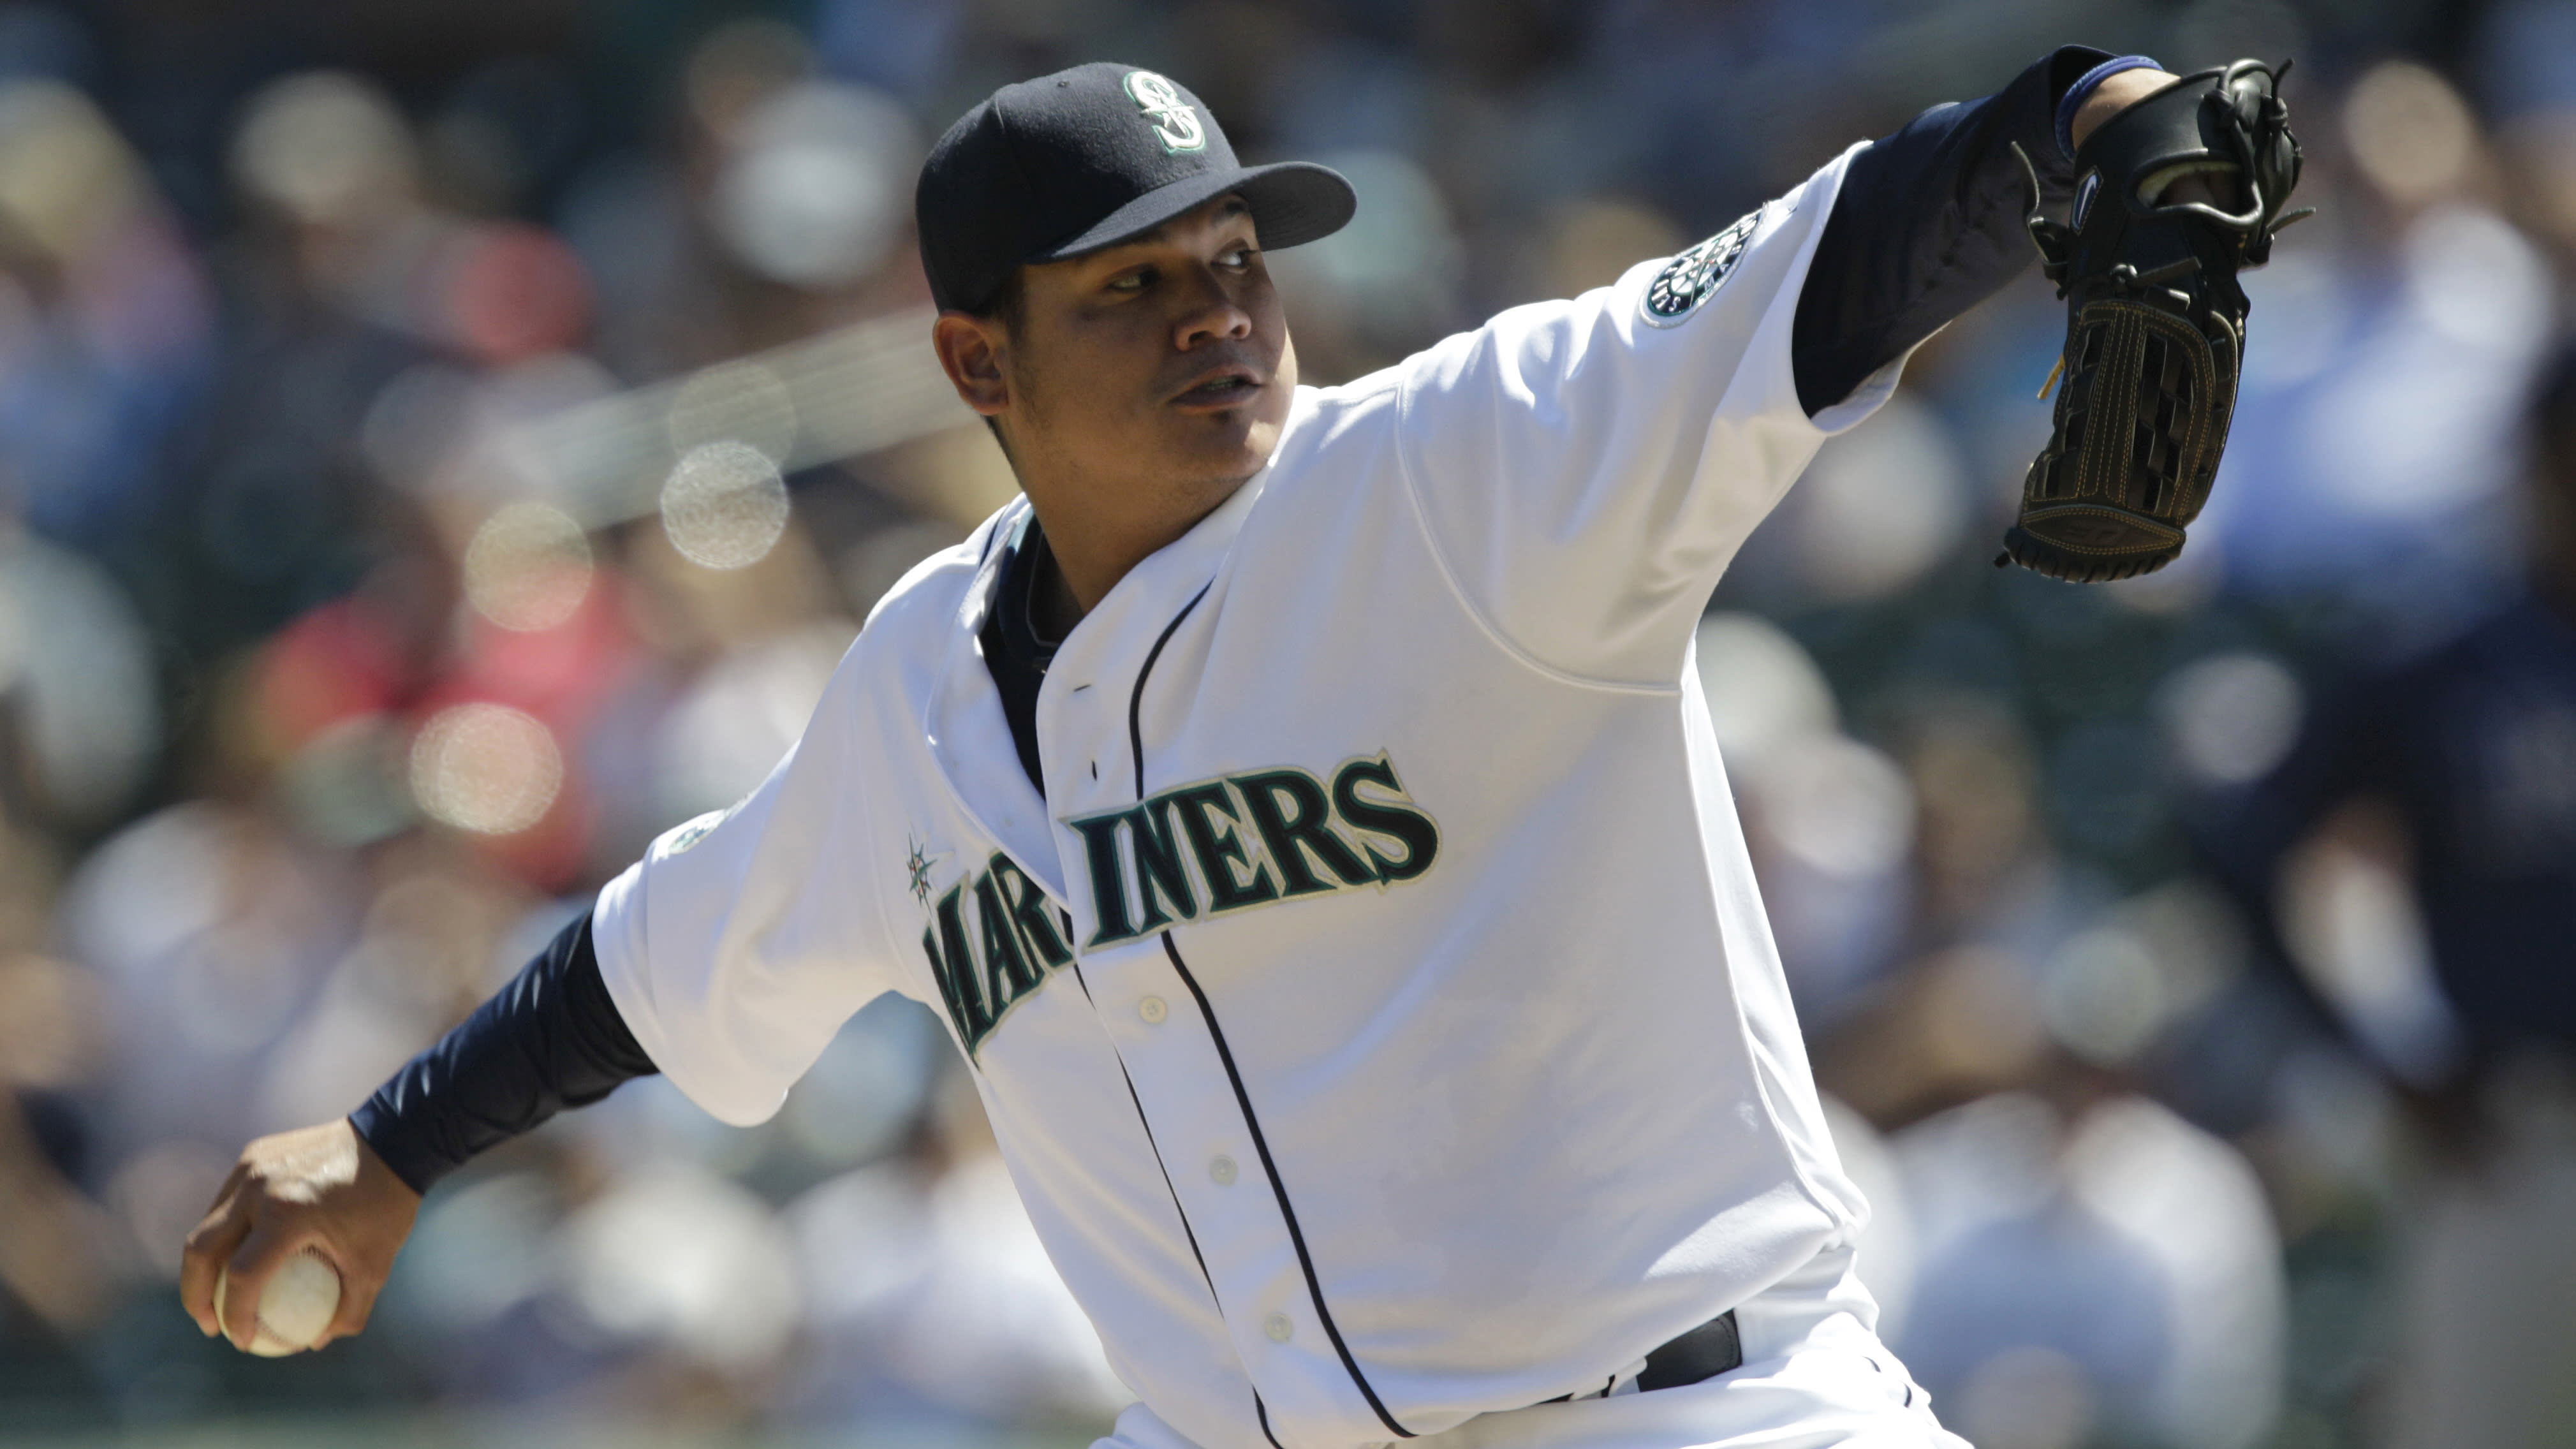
[712,81,916,290]
[409,703,563,835]
[661,439,790,570]
[1791,395,1966,604]
[230,71,415,226]
[2156,652,2304,787]
[0,80,142,261]
[2043,925,2169,1067]
[2343,61,2478,207]
[463,501,593,631]
[1762,735,1917,879]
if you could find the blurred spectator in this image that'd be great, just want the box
[2195,342,2576,1073]
[0,944,126,1336]
[0,71,212,551]
[2191,342,2576,1449]
[2203,59,2552,633]
[1892,1090,2283,1449]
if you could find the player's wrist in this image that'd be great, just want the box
[345,1097,443,1199]
[2061,55,2168,156]
[346,1115,424,1203]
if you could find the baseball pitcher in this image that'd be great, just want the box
[182,47,2302,1449]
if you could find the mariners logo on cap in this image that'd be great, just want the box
[1642,210,1758,328]
[1123,70,1207,154]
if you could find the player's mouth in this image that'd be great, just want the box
[1168,365,1265,411]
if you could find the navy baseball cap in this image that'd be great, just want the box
[915,62,1357,314]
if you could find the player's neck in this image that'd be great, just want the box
[1026,533,1084,642]
[1021,474,1249,620]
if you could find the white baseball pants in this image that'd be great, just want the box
[1100,1240,1969,1449]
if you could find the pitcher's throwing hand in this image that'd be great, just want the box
[180,1119,416,1354]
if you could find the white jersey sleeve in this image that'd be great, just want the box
[1390,143,1902,685]
[589,639,906,1126]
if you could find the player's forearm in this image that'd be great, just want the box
[1791,45,2140,414]
[348,913,658,1195]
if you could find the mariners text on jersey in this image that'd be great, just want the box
[922,756,1438,1059]
[1071,753,1440,946]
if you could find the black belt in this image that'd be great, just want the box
[1540,1309,1742,1403]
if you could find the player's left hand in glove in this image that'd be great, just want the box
[2001,59,2309,582]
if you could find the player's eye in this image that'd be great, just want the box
[1107,267,1154,294]
[1218,245,1257,271]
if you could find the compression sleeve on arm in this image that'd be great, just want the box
[348,912,659,1195]
[1792,45,2120,415]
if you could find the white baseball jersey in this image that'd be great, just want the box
[594,142,1909,1449]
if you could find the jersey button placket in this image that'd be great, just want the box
[1067,835,1318,1418]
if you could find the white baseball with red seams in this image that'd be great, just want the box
[591,141,1966,1449]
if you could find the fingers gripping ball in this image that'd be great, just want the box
[215,1249,342,1356]
[2000,59,2310,582]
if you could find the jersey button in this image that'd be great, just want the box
[1209,1156,1237,1186]
[1138,996,1168,1024]
[1264,1313,1293,1344]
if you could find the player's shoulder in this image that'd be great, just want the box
[1284,296,1579,447]
[1269,295,1615,486]
[1274,371,1405,466]
[1323,269,1671,427]
[858,503,1017,647]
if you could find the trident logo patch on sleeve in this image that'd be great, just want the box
[1642,210,1758,328]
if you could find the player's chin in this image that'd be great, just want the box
[1158,404,1279,477]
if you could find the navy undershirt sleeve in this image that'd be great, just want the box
[1792,46,2112,416]
[349,913,658,1196]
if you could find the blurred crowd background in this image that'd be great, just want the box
[1,0,2572,1446]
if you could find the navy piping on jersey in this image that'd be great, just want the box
[1129,585,1416,1441]
[1063,957,1218,1292]
[1126,584,1211,798]
[1064,952,1286,1449]
[1153,932,1411,1438]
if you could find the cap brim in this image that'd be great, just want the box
[1035,160,1357,263]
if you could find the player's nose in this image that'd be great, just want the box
[1170,263,1254,351]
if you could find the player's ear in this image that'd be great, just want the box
[932,311,1013,418]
